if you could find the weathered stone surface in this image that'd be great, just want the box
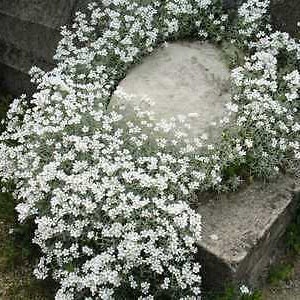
[0,0,90,95]
[112,41,231,139]
[0,0,76,29]
[0,39,53,74]
[0,13,61,62]
[197,176,300,291]
[0,38,54,95]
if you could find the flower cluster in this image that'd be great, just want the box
[0,1,228,299]
[237,0,271,39]
[225,16,300,180]
[0,0,299,299]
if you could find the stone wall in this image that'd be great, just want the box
[0,0,90,95]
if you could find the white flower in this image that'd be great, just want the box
[245,139,253,149]
[210,234,219,241]
[240,284,252,295]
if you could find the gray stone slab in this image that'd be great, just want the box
[197,176,300,291]
[0,6,62,94]
[112,41,231,139]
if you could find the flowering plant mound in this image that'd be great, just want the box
[0,0,299,299]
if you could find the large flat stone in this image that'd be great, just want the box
[112,41,231,138]
[197,176,300,292]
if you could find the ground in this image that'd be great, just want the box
[262,215,300,300]
[263,257,300,299]
[0,190,54,299]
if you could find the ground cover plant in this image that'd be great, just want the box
[0,91,54,298]
[0,0,299,299]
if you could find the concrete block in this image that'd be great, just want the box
[0,39,53,73]
[197,176,300,291]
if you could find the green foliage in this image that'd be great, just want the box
[0,190,14,222]
[268,263,294,286]
[286,221,300,255]
[240,291,262,300]
[0,90,55,299]
[204,284,262,300]
[214,285,236,300]
[1,281,50,300]
[221,41,245,70]
[0,179,36,267]
[0,191,56,299]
